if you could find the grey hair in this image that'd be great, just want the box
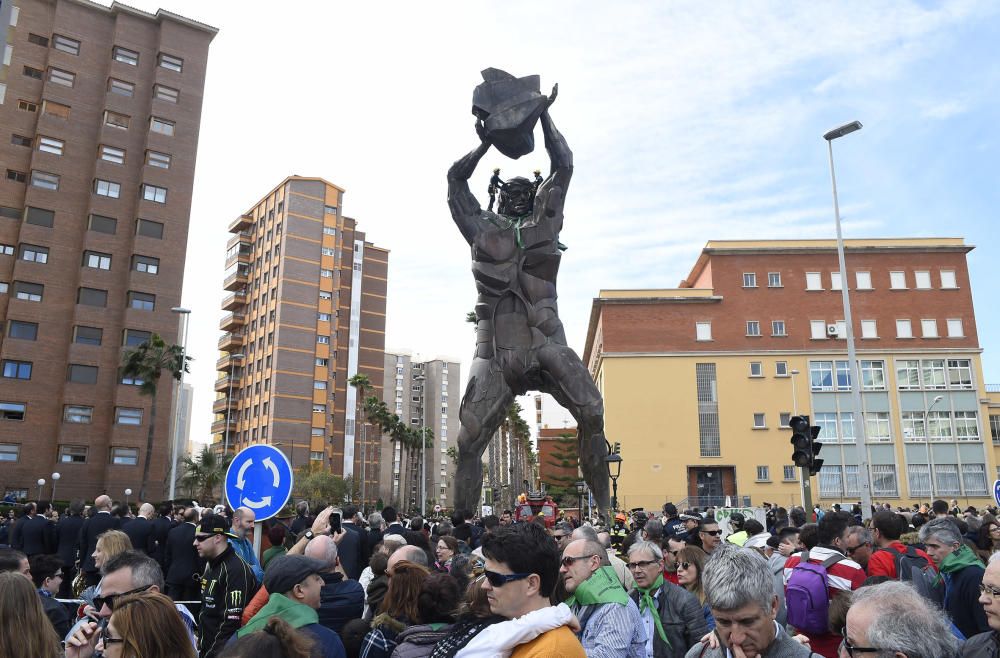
[554,521,573,535]
[627,540,663,561]
[643,519,664,540]
[918,517,962,546]
[396,544,428,567]
[368,512,384,529]
[597,532,612,549]
[702,544,774,613]
[103,550,165,590]
[572,525,599,542]
[845,526,873,544]
[850,581,960,658]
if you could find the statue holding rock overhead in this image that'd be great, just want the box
[448,68,612,516]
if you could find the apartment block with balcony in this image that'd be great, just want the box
[213,177,387,491]
[0,0,215,500]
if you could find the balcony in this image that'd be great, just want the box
[214,374,240,393]
[221,290,248,312]
[223,268,249,291]
[228,213,253,233]
[216,353,245,373]
[218,332,245,352]
[212,397,238,414]
[225,246,252,269]
[227,231,253,250]
[219,312,247,332]
[211,418,237,435]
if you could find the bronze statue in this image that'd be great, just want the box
[448,69,611,515]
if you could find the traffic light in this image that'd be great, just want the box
[809,424,824,476]
[788,415,824,475]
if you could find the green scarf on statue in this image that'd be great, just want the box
[635,574,670,648]
[565,566,630,607]
[937,543,983,585]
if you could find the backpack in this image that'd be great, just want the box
[785,550,844,635]
[880,545,942,604]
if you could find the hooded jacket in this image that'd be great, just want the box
[238,592,346,658]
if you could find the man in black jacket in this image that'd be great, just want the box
[77,495,120,587]
[305,534,364,634]
[339,505,364,579]
[55,501,85,597]
[165,507,202,602]
[17,502,54,557]
[382,506,405,536]
[151,502,174,567]
[124,503,158,556]
[196,514,259,658]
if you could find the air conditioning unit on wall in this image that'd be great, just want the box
[826,324,839,337]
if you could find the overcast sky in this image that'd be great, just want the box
[113,0,1000,445]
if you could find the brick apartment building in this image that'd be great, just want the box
[583,238,997,511]
[0,0,215,501]
[213,177,388,493]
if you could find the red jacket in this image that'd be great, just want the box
[867,541,936,579]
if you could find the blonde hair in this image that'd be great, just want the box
[0,571,62,657]
[111,591,196,658]
[97,529,133,569]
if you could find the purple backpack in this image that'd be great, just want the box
[785,550,844,635]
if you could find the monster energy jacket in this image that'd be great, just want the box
[198,544,260,658]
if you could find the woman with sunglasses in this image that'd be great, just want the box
[86,590,197,658]
[0,571,63,658]
[676,545,714,631]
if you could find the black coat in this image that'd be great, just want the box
[78,512,121,574]
[123,517,157,556]
[164,522,201,587]
[20,515,54,556]
[151,516,173,566]
[338,523,363,580]
[55,515,85,566]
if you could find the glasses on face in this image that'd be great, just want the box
[980,582,1000,598]
[99,626,125,648]
[560,554,598,567]
[94,584,153,612]
[552,534,568,541]
[194,533,218,543]
[626,559,659,571]
[678,562,694,571]
[845,542,870,556]
[701,529,722,536]
[839,628,880,655]
[483,569,532,587]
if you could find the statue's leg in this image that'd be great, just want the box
[453,356,514,512]
[536,344,612,518]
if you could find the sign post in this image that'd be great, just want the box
[225,445,294,559]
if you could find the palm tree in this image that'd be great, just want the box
[119,333,189,502]
[180,446,232,502]
[349,373,371,508]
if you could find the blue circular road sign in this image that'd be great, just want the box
[224,445,294,521]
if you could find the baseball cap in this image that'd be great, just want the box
[198,514,236,539]
[679,513,700,522]
[263,555,327,594]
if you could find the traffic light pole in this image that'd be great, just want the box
[800,467,813,514]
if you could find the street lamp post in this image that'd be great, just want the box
[51,472,61,503]
[605,452,622,513]
[824,120,873,521]
[168,307,191,501]
[36,478,46,501]
[125,488,132,511]
[575,480,586,522]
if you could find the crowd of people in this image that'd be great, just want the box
[3,495,1000,657]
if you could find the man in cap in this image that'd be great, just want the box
[235,554,346,657]
[195,513,260,658]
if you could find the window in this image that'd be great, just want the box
[14,281,43,301]
[59,446,87,464]
[779,412,792,427]
[962,464,988,495]
[83,251,111,270]
[314,380,327,390]
[132,255,159,274]
[19,244,49,263]
[902,412,927,441]
[753,413,766,428]
[922,359,947,389]
[934,464,961,495]
[318,312,331,321]
[11,134,32,147]
[158,52,183,72]
[115,407,142,425]
[30,170,60,190]
[53,34,80,55]
[819,466,843,498]
[89,214,117,234]
[783,465,797,481]
[104,110,130,129]
[64,405,93,423]
[37,136,64,155]
[2,360,32,379]
[756,466,770,481]
[871,465,898,497]
[48,67,75,86]
[111,447,139,465]
[145,150,170,169]
[315,358,328,367]
[317,336,330,344]
[810,361,834,391]
[855,271,872,290]
[946,319,964,338]
[321,247,335,256]
[8,320,37,340]
[775,361,788,376]
[771,320,786,336]
[77,287,107,307]
[864,412,891,442]
[23,65,43,79]
[813,412,839,442]
[0,444,19,462]
[136,218,163,239]
[113,46,139,65]
[860,320,877,339]
[696,363,720,457]
[0,402,26,421]
[742,272,757,288]
[28,33,50,46]
[313,404,326,413]
[100,145,125,164]
[948,359,973,389]
[766,272,781,288]
[17,99,38,112]
[830,271,842,291]
[323,226,337,235]
[940,270,958,289]
[810,320,827,340]
[6,169,26,183]
[153,84,178,103]
[0,206,19,220]
[805,272,822,290]
[95,179,121,198]
[320,269,333,278]
[920,319,938,338]
[695,322,712,341]
[890,271,907,289]
[914,270,931,289]
[108,77,134,96]
[122,329,151,347]
[749,362,763,377]
[41,100,70,119]
[127,291,154,311]
[928,411,952,441]
[991,415,1000,445]
[68,364,98,384]
[746,321,761,336]
[896,319,913,339]
[149,117,174,136]
[142,184,167,203]
[897,360,920,389]
[955,412,979,441]
[121,374,144,386]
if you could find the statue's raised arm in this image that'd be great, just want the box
[446,132,490,246]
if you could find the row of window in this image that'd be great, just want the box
[23,30,183,71]
[2,322,151,348]
[755,465,801,482]
[695,318,966,341]
[818,463,988,498]
[0,206,166,241]
[805,410,981,443]
[807,358,974,392]
[0,443,140,466]
[741,269,959,291]
[0,243,158,273]
[6,166,171,203]
[0,281,156,310]
[11,133,174,170]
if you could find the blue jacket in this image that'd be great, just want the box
[944,563,989,639]
[317,572,364,634]
[229,535,264,583]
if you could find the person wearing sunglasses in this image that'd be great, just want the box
[840,580,959,658]
[89,591,197,658]
[676,546,714,632]
[698,520,723,554]
[841,527,872,571]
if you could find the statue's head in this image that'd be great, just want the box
[498,176,534,216]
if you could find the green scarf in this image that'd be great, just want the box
[937,544,983,585]
[238,592,318,637]
[635,574,670,648]
[565,566,630,608]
